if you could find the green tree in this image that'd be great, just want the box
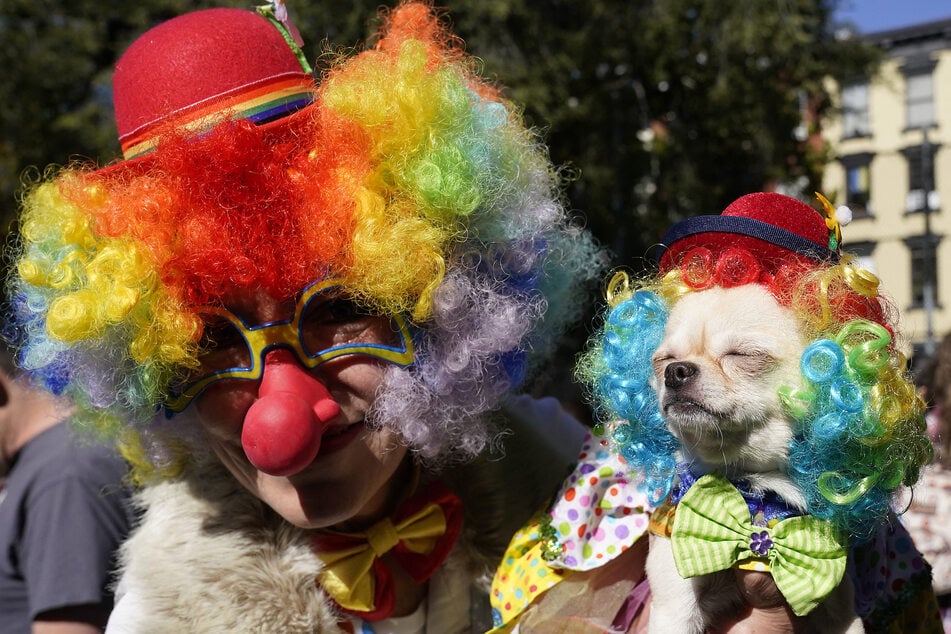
[0,0,880,268]
[441,0,881,266]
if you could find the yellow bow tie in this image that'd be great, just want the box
[312,481,462,620]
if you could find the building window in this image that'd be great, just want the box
[840,153,872,217]
[905,234,941,308]
[906,73,934,128]
[902,143,938,213]
[841,83,870,138]
[902,57,936,130]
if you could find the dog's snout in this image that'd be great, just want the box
[665,361,699,389]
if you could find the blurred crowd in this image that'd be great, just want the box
[906,332,951,629]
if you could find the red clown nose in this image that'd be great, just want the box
[242,349,341,476]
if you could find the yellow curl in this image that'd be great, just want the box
[48,251,87,289]
[117,430,186,486]
[841,264,880,298]
[633,268,700,306]
[345,188,454,320]
[47,293,96,341]
[21,180,96,249]
[605,268,696,310]
[605,271,634,307]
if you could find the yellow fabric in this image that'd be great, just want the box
[647,497,676,538]
[315,501,447,612]
[489,511,567,631]
[735,557,771,572]
[366,519,401,557]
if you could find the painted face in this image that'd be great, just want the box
[190,281,415,530]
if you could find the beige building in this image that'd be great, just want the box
[823,18,951,360]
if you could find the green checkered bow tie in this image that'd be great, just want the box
[671,473,848,616]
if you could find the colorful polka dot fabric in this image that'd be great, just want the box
[848,518,942,633]
[546,430,653,571]
[489,430,654,631]
[492,429,942,632]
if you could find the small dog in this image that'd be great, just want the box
[645,283,864,634]
[577,192,931,633]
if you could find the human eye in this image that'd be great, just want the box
[305,294,373,326]
[196,315,252,372]
[299,294,383,354]
[324,297,369,324]
[201,317,245,347]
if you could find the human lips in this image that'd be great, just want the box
[244,420,366,480]
[318,420,365,454]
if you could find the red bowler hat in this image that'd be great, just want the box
[657,192,840,274]
[112,6,315,160]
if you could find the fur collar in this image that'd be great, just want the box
[113,457,345,631]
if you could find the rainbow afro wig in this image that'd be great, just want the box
[10,2,604,480]
[576,192,932,542]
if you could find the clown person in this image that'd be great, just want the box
[8,2,605,631]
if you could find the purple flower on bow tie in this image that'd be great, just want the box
[749,530,774,556]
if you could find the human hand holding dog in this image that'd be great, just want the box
[625,569,802,634]
[713,569,802,633]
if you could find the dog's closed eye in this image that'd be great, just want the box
[652,353,673,376]
[721,349,775,375]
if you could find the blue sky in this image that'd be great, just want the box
[835,0,951,34]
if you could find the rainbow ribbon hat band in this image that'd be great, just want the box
[112,8,317,160]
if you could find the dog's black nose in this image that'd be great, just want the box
[665,361,699,389]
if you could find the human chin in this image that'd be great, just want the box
[289,426,410,530]
[208,424,410,530]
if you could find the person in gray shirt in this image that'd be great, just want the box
[0,339,132,634]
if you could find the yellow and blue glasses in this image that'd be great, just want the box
[165,278,415,414]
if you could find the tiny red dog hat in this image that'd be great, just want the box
[658,192,840,274]
[113,7,315,160]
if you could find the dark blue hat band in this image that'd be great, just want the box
[658,215,839,264]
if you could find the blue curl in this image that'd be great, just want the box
[811,412,850,442]
[595,291,678,505]
[800,339,844,384]
[830,377,863,413]
[788,329,895,543]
